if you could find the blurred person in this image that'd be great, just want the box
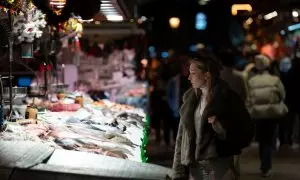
[261,38,275,61]
[167,59,191,146]
[172,54,253,180]
[219,50,246,100]
[284,57,300,147]
[278,51,294,147]
[149,60,168,143]
[241,52,259,102]
[248,55,288,177]
[219,50,246,179]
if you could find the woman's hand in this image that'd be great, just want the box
[208,115,217,124]
[208,115,226,139]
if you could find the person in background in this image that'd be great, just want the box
[278,51,294,147]
[149,59,168,143]
[219,50,246,101]
[248,55,288,177]
[261,38,275,61]
[241,51,259,103]
[219,50,246,179]
[172,54,253,180]
[284,56,300,148]
[167,59,191,146]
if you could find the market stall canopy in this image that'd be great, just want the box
[99,0,158,22]
[82,22,145,42]
[98,0,130,22]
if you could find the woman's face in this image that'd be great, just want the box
[188,62,209,89]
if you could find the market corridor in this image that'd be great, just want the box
[147,136,300,180]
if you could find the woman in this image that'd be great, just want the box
[172,55,253,180]
[248,55,288,177]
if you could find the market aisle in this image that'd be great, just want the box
[240,143,300,180]
[147,132,300,180]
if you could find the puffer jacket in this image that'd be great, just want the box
[248,72,288,119]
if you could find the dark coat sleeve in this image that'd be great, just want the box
[217,90,252,154]
[206,89,252,155]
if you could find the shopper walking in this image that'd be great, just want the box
[172,54,254,180]
[248,55,288,177]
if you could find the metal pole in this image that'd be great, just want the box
[43,36,48,98]
[0,75,4,126]
[62,64,65,84]
[8,10,13,120]
[44,62,47,98]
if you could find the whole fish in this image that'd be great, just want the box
[75,147,128,159]
[104,132,137,148]
[116,112,145,127]
[90,124,124,134]
[55,138,81,150]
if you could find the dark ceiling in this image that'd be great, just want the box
[138,0,300,52]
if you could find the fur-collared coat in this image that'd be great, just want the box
[172,79,251,180]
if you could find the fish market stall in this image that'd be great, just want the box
[0,141,172,180]
[0,0,170,179]
[0,93,169,179]
[1,92,149,162]
[114,81,149,111]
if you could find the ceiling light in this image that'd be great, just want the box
[288,23,300,31]
[101,4,113,7]
[169,17,180,29]
[78,18,94,23]
[101,7,115,9]
[106,15,123,22]
[101,9,117,11]
[231,4,252,16]
[264,11,278,20]
[245,17,253,25]
[198,0,210,5]
[141,16,147,22]
[101,10,118,13]
[293,11,299,17]
[102,12,118,15]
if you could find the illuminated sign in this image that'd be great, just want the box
[231,4,252,16]
[195,12,207,30]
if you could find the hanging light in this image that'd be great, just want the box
[49,0,66,15]
[169,17,180,29]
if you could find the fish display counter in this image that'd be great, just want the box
[0,93,150,163]
[0,141,171,180]
[0,92,167,179]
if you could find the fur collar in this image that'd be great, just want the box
[180,79,230,132]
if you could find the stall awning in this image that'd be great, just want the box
[83,22,145,42]
[98,0,131,22]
